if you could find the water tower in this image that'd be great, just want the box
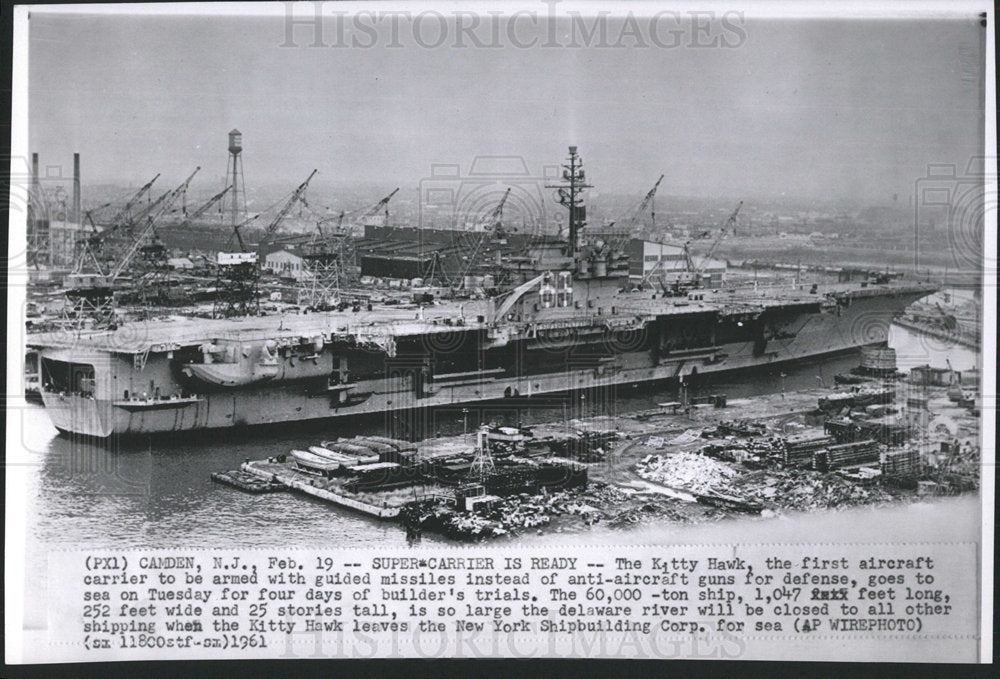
[226,129,247,228]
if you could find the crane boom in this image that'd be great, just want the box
[260,169,318,244]
[452,189,512,287]
[108,173,160,227]
[475,187,511,232]
[608,174,664,250]
[131,186,173,226]
[633,175,664,230]
[492,273,547,322]
[232,213,260,252]
[695,200,742,275]
[366,188,399,216]
[183,185,232,223]
[109,167,200,282]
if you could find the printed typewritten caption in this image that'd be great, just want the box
[36,544,978,662]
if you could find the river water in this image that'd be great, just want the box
[16,321,981,552]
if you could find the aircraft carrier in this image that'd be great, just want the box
[26,146,936,438]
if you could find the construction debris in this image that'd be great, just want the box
[636,452,738,494]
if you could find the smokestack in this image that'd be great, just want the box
[73,153,81,225]
[31,153,39,195]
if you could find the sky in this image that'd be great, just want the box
[24,4,987,204]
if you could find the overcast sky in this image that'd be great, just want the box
[26,5,986,203]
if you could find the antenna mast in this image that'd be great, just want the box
[546,146,592,261]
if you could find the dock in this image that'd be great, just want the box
[240,459,414,519]
[210,469,285,494]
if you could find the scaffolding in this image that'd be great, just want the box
[131,240,173,308]
[298,251,342,309]
[61,279,117,330]
[469,428,497,480]
[213,252,260,318]
[296,208,357,309]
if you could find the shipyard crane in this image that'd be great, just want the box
[175,184,232,226]
[213,170,316,318]
[693,200,742,277]
[313,210,346,247]
[318,210,346,233]
[76,175,162,271]
[638,200,742,294]
[63,168,200,328]
[934,302,959,331]
[943,358,971,403]
[451,188,512,290]
[217,168,316,270]
[474,188,512,236]
[106,167,201,285]
[133,183,233,257]
[259,169,318,247]
[107,173,160,230]
[608,174,664,248]
[228,213,261,252]
[82,204,113,232]
[637,238,692,290]
[129,185,176,229]
[299,210,352,310]
[113,167,202,311]
[360,188,399,227]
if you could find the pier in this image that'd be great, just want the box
[240,459,424,519]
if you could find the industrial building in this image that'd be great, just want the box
[625,239,727,287]
[263,247,312,281]
[355,224,727,287]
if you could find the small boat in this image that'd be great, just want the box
[184,360,279,387]
[308,446,361,466]
[211,470,285,494]
[291,449,341,473]
[360,435,417,452]
[321,440,381,459]
[348,438,397,455]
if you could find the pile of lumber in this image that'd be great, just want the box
[814,440,879,472]
[881,449,920,478]
[782,434,835,468]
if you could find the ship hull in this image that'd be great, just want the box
[43,341,868,440]
[36,289,922,438]
[34,285,932,439]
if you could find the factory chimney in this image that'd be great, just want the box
[31,153,39,196]
[73,153,81,225]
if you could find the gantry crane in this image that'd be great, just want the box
[297,210,355,310]
[213,170,317,318]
